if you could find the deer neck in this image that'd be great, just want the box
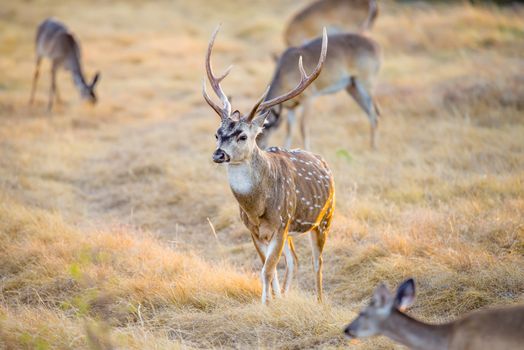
[226,147,270,217]
[382,310,452,350]
[227,147,270,195]
[68,52,89,93]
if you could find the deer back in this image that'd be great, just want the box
[449,305,524,350]
[36,18,81,72]
[285,0,378,46]
[268,33,381,107]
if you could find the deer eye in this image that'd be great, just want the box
[215,134,218,140]
[237,134,247,142]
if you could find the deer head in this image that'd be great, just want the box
[80,71,101,104]
[203,26,327,163]
[344,278,416,338]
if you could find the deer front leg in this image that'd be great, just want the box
[29,56,42,105]
[346,77,379,149]
[261,228,288,304]
[47,62,59,112]
[251,230,281,299]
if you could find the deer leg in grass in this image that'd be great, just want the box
[374,100,382,118]
[29,56,42,105]
[310,227,327,302]
[272,268,282,299]
[299,98,313,150]
[346,77,379,149]
[282,237,299,295]
[284,108,296,149]
[251,230,282,299]
[261,240,282,299]
[261,228,288,304]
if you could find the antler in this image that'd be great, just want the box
[202,25,232,119]
[246,27,328,122]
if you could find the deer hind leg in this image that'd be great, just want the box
[310,212,331,302]
[29,56,42,105]
[284,108,296,149]
[282,236,299,295]
[346,77,379,149]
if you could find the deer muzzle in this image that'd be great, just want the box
[344,323,356,339]
[212,149,230,163]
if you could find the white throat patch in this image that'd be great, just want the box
[227,163,255,195]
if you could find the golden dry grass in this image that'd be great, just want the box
[0,0,523,348]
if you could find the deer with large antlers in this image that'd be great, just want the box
[203,26,335,304]
[258,32,381,150]
[344,278,524,349]
[284,0,379,47]
[29,18,100,112]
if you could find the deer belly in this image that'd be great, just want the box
[287,153,334,233]
[290,194,327,232]
[315,76,351,96]
[290,210,322,233]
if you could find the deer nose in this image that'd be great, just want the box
[212,149,230,163]
[344,325,355,338]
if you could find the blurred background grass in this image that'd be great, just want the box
[0,0,523,348]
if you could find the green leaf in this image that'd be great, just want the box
[336,149,353,163]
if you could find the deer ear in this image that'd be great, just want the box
[394,278,416,312]
[230,110,241,120]
[372,283,392,309]
[91,72,101,88]
[251,110,269,129]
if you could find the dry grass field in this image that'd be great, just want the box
[1,0,523,348]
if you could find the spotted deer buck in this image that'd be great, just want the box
[344,278,524,349]
[29,18,100,112]
[284,0,379,47]
[258,32,381,150]
[203,26,335,304]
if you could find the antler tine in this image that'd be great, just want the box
[246,86,270,122]
[202,79,223,117]
[298,56,307,79]
[256,27,328,113]
[204,25,232,118]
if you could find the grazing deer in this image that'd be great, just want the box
[29,18,100,111]
[284,0,379,47]
[258,32,381,150]
[344,278,524,349]
[203,26,335,304]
